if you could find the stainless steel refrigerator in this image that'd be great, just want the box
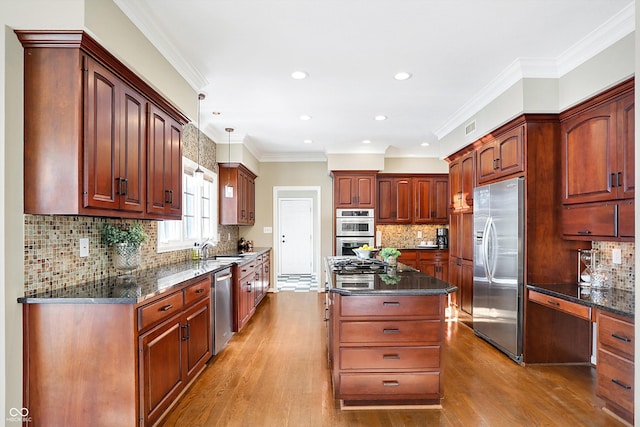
[473,177,524,363]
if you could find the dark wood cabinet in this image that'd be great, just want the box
[84,56,146,213]
[418,250,449,281]
[448,150,474,212]
[377,174,448,224]
[559,79,634,241]
[17,30,187,220]
[22,275,211,427]
[476,125,525,185]
[219,163,257,225]
[448,212,473,314]
[332,171,376,209]
[147,104,183,218]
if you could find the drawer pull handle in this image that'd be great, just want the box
[611,333,631,343]
[611,378,632,390]
[383,381,400,387]
[383,302,400,306]
[160,304,173,312]
[383,354,401,360]
[547,300,560,307]
[383,329,401,334]
[195,288,205,294]
[577,230,592,235]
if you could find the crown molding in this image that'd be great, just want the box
[434,2,635,140]
[258,152,329,162]
[113,0,208,91]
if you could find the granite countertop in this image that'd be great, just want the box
[326,257,457,296]
[527,283,634,318]
[18,247,271,305]
[397,246,449,251]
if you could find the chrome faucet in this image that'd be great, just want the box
[200,241,215,260]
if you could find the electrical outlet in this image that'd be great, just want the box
[612,248,622,264]
[417,231,423,238]
[228,233,231,241]
[79,238,89,257]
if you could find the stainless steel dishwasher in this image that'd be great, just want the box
[213,268,233,355]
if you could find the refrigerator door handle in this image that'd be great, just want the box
[487,217,498,280]
[482,217,493,283]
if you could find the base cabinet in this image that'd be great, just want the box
[22,276,211,427]
[596,310,634,424]
[233,250,271,331]
[328,294,446,406]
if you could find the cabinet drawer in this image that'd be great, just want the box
[238,262,256,279]
[340,346,440,370]
[138,291,184,331]
[598,312,634,360]
[561,203,616,238]
[340,320,441,344]
[340,295,441,317]
[184,278,210,306]
[418,251,447,261]
[596,349,634,414]
[528,290,590,321]
[339,372,440,397]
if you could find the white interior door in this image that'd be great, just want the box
[279,198,313,274]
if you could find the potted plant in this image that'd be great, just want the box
[101,223,148,275]
[379,248,401,266]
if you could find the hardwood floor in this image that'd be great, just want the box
[160,292,625,427]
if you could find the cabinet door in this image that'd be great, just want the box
[433,177,449,222]
[561,202,617,240]
[460,261,473,315]
[84,57,120,210]
[120,85,146,212]
[335,175,356,208]
[617,92,634,199]
[147,105,182,218]
[334,173,376,208]
[448,159,461,210]
[476,141,498,185]
[461,212,474,261]
[414,178,435,223]
[184,299,211,380]
[139,314,184,426]
[496,125,524,177]
[377,177,411,223]
[618,200,634,239]
[562,102,617,204]
[449,213,460,258]
[460,151,475,210]
[355,175,375,208]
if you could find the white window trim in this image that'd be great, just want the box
[157,157,218,253]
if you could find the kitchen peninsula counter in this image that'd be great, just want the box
[325,256,456,409]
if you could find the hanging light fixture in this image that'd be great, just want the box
[194,93,205,175]
[224,127,234,198]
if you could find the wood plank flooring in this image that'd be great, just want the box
[160,292,625,427]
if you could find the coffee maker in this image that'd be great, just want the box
[436,228,448,249]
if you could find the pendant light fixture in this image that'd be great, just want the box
[194,93,205,176]
[224,127,234,198]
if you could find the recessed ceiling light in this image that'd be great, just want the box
[421,142,430,147]
[299,115,312,121]
[303,139,313,144]
[291,70,308,80]
[394,72,412,81]
[362,139,371,144]
[374,115,387,121]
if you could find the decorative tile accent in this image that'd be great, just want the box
[377,224,447,249]
[591,241,635,291]
[23,124,241,295]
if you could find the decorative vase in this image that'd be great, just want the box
[112,243,141,276]
[386,256,397,266]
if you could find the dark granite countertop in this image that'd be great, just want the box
[326,257,457,296]
[397,247,449,251]
[527,283,634,319]
[18,247,271,305]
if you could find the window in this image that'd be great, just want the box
[157,157,218,252]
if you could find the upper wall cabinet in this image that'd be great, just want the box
[332,171,376,209]
[376,174,448,224]
[17,30,188,220]
[448,150,475,212]
[559,79,634,241]
[476,125,525,185]
[219,163,257,225]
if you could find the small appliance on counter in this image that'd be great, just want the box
[436,227,448,249]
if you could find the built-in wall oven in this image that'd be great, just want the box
[335,208,375,256]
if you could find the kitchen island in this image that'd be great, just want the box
[325,257,457,409]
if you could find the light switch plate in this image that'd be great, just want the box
[612,248,622,264]
[79,238,89,257]
[417,231,423,238]
[263,227,273,234]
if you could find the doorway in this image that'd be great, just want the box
[273,187,321,292]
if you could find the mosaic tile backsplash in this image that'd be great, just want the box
[377,224,448,249]
[591,241,635,291]
[23,124,241,294]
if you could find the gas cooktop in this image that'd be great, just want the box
[330,257,388,274]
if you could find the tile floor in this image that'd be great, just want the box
[276,273,319,292]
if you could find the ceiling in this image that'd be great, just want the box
[115,0,634,161]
